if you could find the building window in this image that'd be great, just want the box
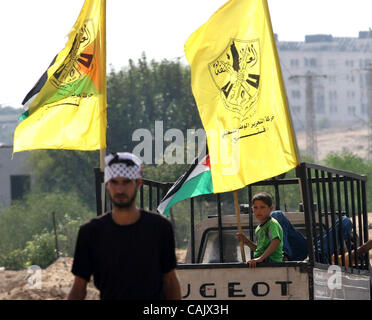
[347,91,356,99]
[361,104,368,115]
[328,76,336,84]
[292,106,301,113]
[360,74,365,88]
[346,74,355,82]
[328,60,336,68]
[328,91,338,100]
[290,59,299,67]
[316,93,325,114]
[316,105,325,114]
[345,60,354,67]
[305,58,317,67]
[10,175,31,202]
[365,59,372,68]
[347,106,356,115]
[330,105,338,114]
[291,90,301,99]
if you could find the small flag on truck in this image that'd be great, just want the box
[157,153,213,216]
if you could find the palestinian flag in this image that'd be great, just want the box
[157,154,213,216]
[13,0,107,153]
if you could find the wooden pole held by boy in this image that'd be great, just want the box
[233,190,246,262]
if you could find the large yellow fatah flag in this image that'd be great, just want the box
[184,0,299,193]
[13,0,107,153]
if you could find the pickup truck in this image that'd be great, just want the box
[95,162,371,300]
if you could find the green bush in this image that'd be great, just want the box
[0,249,27,270]
[0,190,95,269]
[322,150,372,211]
[23,232,67,269]
[60,219,82,257]
[0,224,80,270]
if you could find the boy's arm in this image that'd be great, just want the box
[248,238,280,268]
[245,238,257,252]
[258,238,280,261]
[236,232,257,251]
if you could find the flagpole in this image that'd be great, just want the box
[100,0,107,215]
[100,149,106,214]
[233,190,246,262]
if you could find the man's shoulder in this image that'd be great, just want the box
[140,209,172,226]
[80,212,111,230]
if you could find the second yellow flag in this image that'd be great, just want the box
[185,0,299,193]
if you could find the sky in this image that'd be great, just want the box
[1,0,372,108]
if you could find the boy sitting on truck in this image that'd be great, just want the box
[237,192,283,267]
[237,195,365,265]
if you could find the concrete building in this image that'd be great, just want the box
[278,31,372,131]
[0,145,31,207]
[0,113,18,145]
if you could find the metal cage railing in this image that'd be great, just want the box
[297,162,370,272]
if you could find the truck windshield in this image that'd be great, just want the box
[200,229,252,263]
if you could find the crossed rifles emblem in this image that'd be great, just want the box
[209,39,261,122]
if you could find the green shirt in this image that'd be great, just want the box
[254,217,283,262]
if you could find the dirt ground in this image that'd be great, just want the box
[296,125,370,160]
[0,249,188,300]
[0,257,99,300]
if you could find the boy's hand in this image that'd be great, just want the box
[236,232,247,243]
[247,257,263,268]
[236,232,257,251]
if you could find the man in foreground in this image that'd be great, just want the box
[68,152,181,300]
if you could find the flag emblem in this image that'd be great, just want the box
[51,21,95,90]
[209,39,260,121]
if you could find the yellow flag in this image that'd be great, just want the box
[13,0,107,153]
[185,0,299,193]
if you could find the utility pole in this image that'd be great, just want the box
[51,212,60,259]
[353,64,372,160]
[305,71,317,161]
[366,64,372,160]
[289,72,326,162]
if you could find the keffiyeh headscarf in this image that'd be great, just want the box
[104,152,142,183]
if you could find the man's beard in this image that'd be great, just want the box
[110,189,138,209]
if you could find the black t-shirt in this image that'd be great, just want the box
[71,209,177,300]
